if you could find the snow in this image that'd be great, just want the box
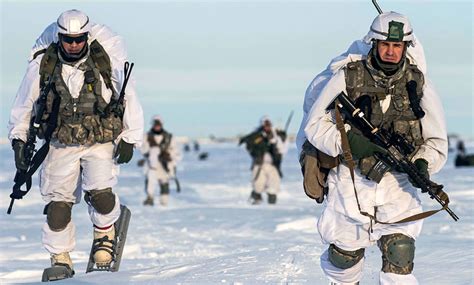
[0,143,473,284]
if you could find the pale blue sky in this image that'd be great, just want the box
[1,0,472,138]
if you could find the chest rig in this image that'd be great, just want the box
[344,59,425,177]
[147,130,172,151]
[37,41,123,145]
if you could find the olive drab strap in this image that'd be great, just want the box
[89,40,113,90]
[334,101,448,227]
[39,43,59,88]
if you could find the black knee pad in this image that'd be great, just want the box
[328,244,365,269]
[44,201,73,232]
[267,194,277,204]
[378,233,415,274]
[160,183,170,195]
[85,188,116,215]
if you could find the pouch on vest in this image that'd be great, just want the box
[300,140,339,203]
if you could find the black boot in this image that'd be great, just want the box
[143,196,154,206]
[267,194,277,204]
[249,191,263,205]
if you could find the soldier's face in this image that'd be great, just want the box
[377,41,405,63]
[153,123,162,132]
[263,121,272,133]
[60,33,87,55]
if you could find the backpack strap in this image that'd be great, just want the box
[39,43,59,88]
[89,40,113,90]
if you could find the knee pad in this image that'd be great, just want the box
[160,183,170,195]
[328,244,365,270]
[267,194,277,204]
[85,188,116,215]
[378,233,415,274]
[44,201,73,232]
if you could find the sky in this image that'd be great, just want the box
[0,0,472,139]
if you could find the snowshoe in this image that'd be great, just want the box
[42,265,74,282]
[42,252,74,282]
[86,205,131,273]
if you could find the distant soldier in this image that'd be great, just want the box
[239,116,288,204]
[139,116,181,206]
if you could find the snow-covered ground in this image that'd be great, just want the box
[0,142,473,284]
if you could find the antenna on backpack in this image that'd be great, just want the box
[372,0,383,14]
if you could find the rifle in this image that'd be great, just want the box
[335,92,458,221]
[8,77,60,214]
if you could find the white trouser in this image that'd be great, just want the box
[318,164,423,285]
[252,163,280,195]
[40,142,121,254]
[145,163,174,197]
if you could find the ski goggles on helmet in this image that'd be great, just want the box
[60,33,88,44]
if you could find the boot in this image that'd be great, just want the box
[160,194,169,206]
[93,225,115,266]
[143,196,154,206]
[267,193,277,204]
[249,191,263,205]
[50,252,73,270]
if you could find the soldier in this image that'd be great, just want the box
[240,116,288,204]
[8,10,143,279]
[299,12,448,285]
[139,115,181,206]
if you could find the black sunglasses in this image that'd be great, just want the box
[60,33,88,44]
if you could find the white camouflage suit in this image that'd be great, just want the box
[140,128,181,197]
[297,18,448,285]
[8,22,144,255]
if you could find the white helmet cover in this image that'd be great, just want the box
[57,9,91,35]
[260,115,272,126]
[366,11,415,45]
[152,115,163,125]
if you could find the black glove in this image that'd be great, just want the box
[277,130,287,142]
[12,139,29,171]
[409,158,429,189]
[137,159,146,167]
[347,130,387,160]
[114,139,134,164]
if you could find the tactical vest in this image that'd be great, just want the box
[344,59,425,176]
[147,130,172,151]
[36,41,123,145]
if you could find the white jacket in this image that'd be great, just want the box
[8,22,144,147]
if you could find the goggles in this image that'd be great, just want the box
[60,33,88,44]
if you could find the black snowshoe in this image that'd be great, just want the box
[41,264,74,282]
[86,205,131,273]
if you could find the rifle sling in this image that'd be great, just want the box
[334,100,447,225]
[11,85,61,199]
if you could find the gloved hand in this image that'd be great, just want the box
[347,130,387,160]
[409,158,429,189]
[114,139,134,164]
[137,159,146,167]
[277,130,287,142]
[12,139,28,171]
